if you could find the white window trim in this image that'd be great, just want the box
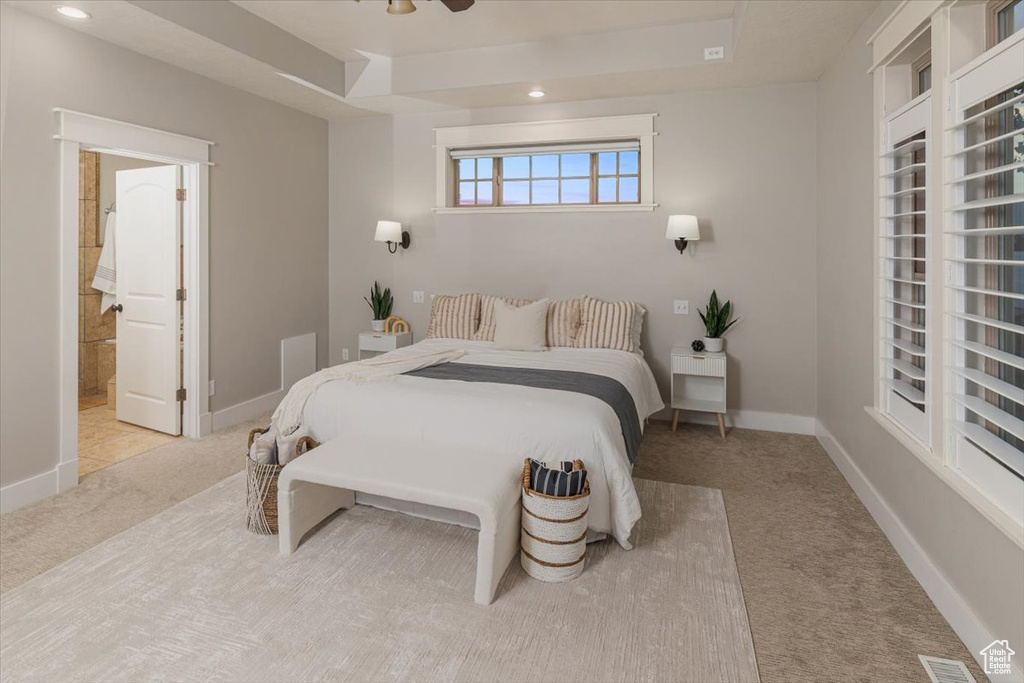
[943,29,1024,529]
[433,114,657,213]
[878,94,933,449]
[869,6,1024,546]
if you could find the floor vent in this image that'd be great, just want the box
[918,655,977,683]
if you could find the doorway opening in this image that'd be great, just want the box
[56,109,212,496]
[76,151,183,478]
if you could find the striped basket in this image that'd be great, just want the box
[520,458,590,583]
[245,428,318,535]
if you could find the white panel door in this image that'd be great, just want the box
[115,165,182,435]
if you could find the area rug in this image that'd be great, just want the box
[0,474,759,683]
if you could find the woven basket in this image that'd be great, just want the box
[520,458,589,583]
[245,428,318,535]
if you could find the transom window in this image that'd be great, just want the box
[451,143,640,207]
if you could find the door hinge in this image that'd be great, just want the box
[176,188,186,201]
[176,387,187,401]
[176,288,187,301]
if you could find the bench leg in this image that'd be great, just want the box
[474,500,521,605]
[279,478,355,556]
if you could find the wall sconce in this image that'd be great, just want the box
[375,220,410,254]
[666,215,700,254]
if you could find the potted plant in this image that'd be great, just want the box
[364,281,393,332]
[697,290,736,353]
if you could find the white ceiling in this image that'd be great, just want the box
[5,0,878,119]
[234,0,739,60]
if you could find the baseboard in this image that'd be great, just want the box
[816,421,1023,683]
[0,468,58,514]
[199,411,213,437]
[210,389,283,432]
[669,409,816,435]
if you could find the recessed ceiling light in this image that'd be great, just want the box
[528,90,546,98]
[56,6,91,19]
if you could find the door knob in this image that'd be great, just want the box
[111,304,123,313]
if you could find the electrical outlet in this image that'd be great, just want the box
[342,348,350,361]
[704,46,725,60]
[208,380,215,396]
[413,290,425,304]
[674,300,689,315]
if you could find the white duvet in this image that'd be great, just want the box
[301,339,664,548]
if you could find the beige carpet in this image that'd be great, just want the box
[0,474,758,683]
[0,417,263,594]
[0,419,986,682]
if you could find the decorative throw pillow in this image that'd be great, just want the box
[493,298,550,351]
[546,298,582,347]
[425,293,481,340]
[248,428,278,465]
[473,295,535,341]
[574,296,645,353]
[528,458,588,497]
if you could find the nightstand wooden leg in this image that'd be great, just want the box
[671,409,680,434]
[716,413,726,439]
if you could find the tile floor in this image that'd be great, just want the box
[78,396,179,478]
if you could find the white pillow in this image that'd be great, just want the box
[493,298,550,351]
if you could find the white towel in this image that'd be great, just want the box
[271,347,466,436]
[91,212,117,314]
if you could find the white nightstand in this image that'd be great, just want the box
[358,331,412,360]
[670,347,728,438]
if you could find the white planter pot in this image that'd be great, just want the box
[703,337,724,353]
[370,319,386,332]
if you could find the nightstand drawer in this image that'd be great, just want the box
[672,354,725,377]
[359,333,399,352]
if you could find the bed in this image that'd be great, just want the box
[300,338,664,549]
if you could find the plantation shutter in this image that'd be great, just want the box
[945,34,1023,525]
[880,95,932,445]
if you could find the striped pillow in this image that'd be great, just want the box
[425,293,481,340]
[574,296,645,353]
[473,295,534,341]
[545,298,582,347]
[528,459,588,497]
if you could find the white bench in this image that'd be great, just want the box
[277,435,523,605]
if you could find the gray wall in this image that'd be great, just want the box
[815,1,1024,654]
[329,84,819,421]
[0,5,329,488]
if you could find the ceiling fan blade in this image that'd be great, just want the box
[438,0,474,12]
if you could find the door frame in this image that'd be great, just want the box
[55,108,213,493]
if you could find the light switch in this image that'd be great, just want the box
[412,291,425,304]
[674,300,689,315]
[341,348,350,361]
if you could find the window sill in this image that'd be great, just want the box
[433,203,658,215]
[864,406,1024,548]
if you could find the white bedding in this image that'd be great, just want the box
[301,339,664,548]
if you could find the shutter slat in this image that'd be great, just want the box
[945,127,1023,157]
[884,337,927,356]
[944,92,1024,131]
[945,226,1024,236]
[947,194,1024,211]
[947,284,1024,301]
[947,311,1024,336]
[951,395,1024,438]
[883,378,926,404]
[950,367,1024,404]
[885,317,926,333]
[881,162,926,178]
[948,339,1024,371]
[945,160,1024,184]
[886,358,927,380]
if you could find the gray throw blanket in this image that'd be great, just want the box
[404,363,642,464]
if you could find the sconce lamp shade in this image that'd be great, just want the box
[375,220,403,243]
[666,215,700,241]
